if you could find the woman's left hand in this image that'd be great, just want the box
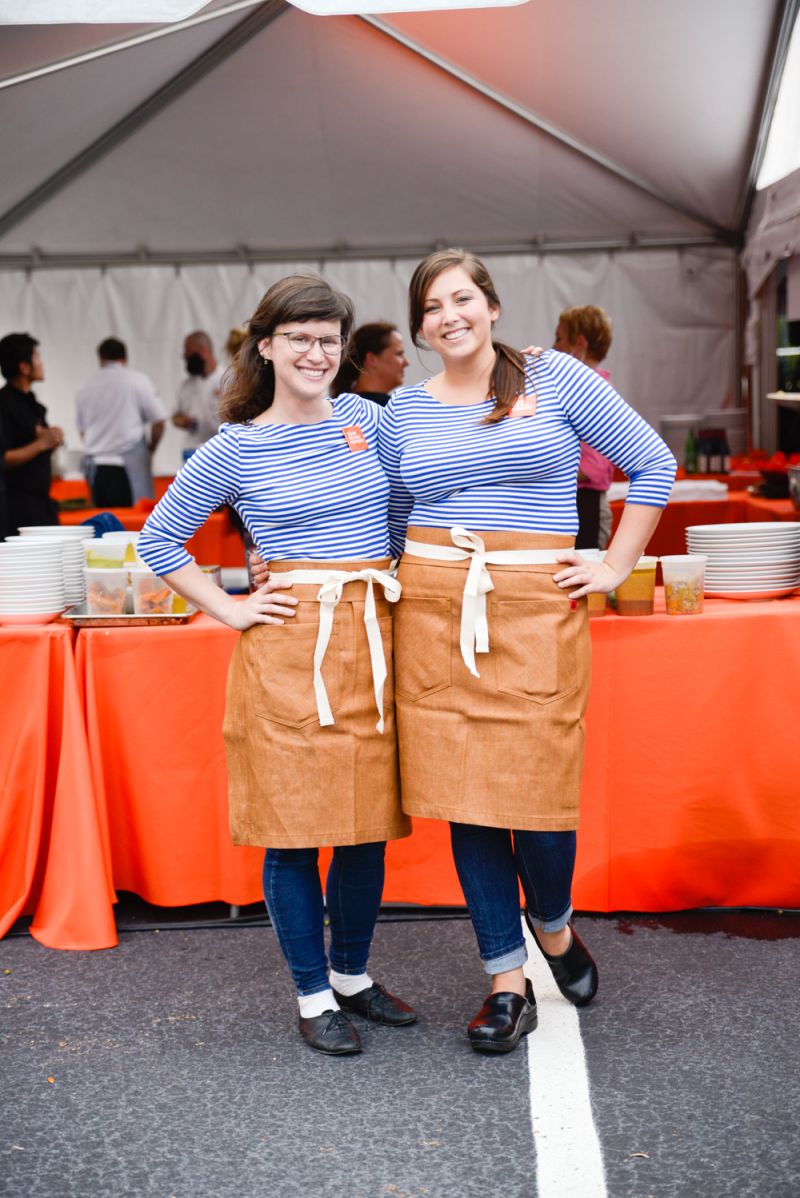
[553,551,628,599]
[249,551,270,590]
[522,345,546,357]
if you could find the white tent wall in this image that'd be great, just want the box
[0,245,735,477]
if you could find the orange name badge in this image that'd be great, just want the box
[509,393,537,418]
[343,425,369,452]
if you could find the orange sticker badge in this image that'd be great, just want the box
[343,425,369,452]
[509,393,537,418]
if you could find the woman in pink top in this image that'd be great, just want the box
[554,306,615,548]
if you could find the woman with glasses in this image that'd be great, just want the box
[380,249,675,1054]
[138,275,415,1057]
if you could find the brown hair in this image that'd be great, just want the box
[408,249,526,424]
[220,274,355,423]
[333,321,398,393]
[558,305,613,363]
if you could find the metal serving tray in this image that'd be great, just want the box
[61,598,198,627]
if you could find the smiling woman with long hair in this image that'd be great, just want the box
[380,249,676,1054]
[137,274,415,1057]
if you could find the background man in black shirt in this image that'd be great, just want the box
[0,333,63,535]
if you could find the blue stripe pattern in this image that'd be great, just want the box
[379,350,676,556]
[138,393,390,573]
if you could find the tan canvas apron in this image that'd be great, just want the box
[223,556,411,849]
[394,527,591,832]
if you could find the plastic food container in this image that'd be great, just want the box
[129,567,181,615]
[84,567,128,615]
[84,541,127,569]
[99,532,141,563]
[199,564,223,588]
[660,555,707,615]
[578,549,608,618]
[615,556,658,616]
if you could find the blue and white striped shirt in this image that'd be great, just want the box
[138,393,390,574]
[379,350,676,556]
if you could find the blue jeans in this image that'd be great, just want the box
[262,842,386,997]
[449,823,576,975]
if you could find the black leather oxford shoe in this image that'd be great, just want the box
[298,1009,362,1055]
[467,979,538,1054]
[524,910,599,1007]
[332,982,417,1026]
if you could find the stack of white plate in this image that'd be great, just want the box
[685,522,800,599]
[0,539,66,623]
[17,525,95,606]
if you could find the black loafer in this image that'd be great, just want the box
[524,910,599,1007]
[298,1009,362,1055]
[467,979,538,1054]
[332,982,417,1026]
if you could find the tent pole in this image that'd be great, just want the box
[0,0,265,92]
[0,238,731,273]
[0,1,288,242]
[358,15,731,242]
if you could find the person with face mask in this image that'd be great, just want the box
[172,331,226,459]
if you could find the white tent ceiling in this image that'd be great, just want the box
[0,0,794,265]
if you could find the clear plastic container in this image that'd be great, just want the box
[99,532,141,563]
[579,549,608,618]
[615,556,658,616]
[84,540,127,569]
[660,555,707,615]
[84,567,128,615]
[129,567,181,615]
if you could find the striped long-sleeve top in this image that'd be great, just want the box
[137,393,390,574]
[379,350,676,557]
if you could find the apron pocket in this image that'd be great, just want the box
[244,623,340,728]
[394,597,452,701]
[491,599,577,705]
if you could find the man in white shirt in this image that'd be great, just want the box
[75,338,166,506]
[172,331,225,457]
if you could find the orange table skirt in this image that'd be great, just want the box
[58,507,245,568]
[73,598,800,916]
[0,625,117,949]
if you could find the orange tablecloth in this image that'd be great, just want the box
[58,507,245,567]
[0,625,117,949]
[744,495,799,523]
[72,600,800,916]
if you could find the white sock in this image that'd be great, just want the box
[297,988,339,1019]
[329,969,373,997]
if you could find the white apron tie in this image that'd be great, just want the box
[270,566,401,732]
[403,526,562,678]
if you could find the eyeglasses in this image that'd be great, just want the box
[271,332,347,355]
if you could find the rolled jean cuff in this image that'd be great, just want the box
[525,902,573,934]
[296,980,334,998]
[482,942,528,976]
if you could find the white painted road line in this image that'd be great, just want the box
[522,918,607,1198]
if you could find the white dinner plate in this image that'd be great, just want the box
[703,556,800,567]
[686,522,800,534]
[704,586,799,600]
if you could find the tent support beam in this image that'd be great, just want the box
[0,0,266,92]
[358,15,732,243]
[736,0,800,235]
[0,236,731,273]
[0,1,288,242]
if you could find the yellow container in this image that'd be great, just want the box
[615,556,658,617]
